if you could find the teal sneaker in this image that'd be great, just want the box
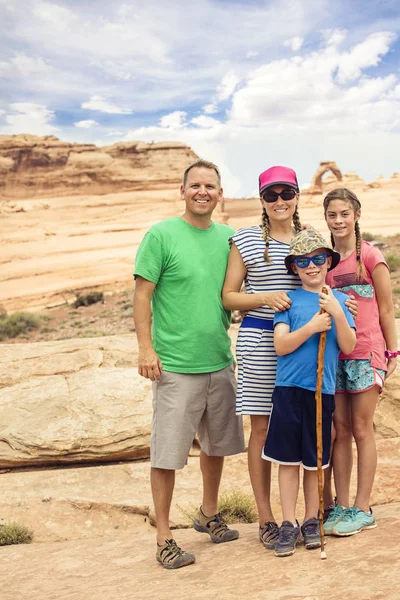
[323,505,346,536]
[332,507,377,537]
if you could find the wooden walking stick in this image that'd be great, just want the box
[316,285,328,559]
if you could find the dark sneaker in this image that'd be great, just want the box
[193,506,239,544]
[301,518,321,549]
[156,539,195,570]
[274,521,300,557]
[259,521,280,550]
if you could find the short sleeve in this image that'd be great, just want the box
[363,244,388,275]
[134,231,164,284]
[274,310,290,328]
[336,292,356,329]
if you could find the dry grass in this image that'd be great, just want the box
[0,522,33,546]
[178,489,257,526]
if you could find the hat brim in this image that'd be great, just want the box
[285,249,341,274]
[260,182,299,196]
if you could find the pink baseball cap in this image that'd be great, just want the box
[259,166,299,196]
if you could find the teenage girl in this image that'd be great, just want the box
[322,188,397,536]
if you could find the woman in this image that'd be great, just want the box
[222,166,302,549]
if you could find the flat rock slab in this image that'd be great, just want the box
[1,438,398,542]
[0,503,399,600]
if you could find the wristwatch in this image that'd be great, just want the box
[384,350,399,359]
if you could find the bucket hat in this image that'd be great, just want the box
[259,166,299,196]
[284,227,340,273]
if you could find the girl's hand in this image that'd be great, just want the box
[345,294,358,318]
[264,291,292,312]
[319,286,341,318]
[310,311,332,333]
[386,357,398,379]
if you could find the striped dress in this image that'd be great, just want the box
[231,226,300,415]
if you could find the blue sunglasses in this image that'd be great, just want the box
[292,253,328,268]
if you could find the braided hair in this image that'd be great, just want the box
[323,188,365,280]
[261,201,302,263]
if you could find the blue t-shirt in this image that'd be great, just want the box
[274,288,355,394]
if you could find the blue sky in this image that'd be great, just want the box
[1,0,399,196]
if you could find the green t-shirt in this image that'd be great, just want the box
[134,217,234,373]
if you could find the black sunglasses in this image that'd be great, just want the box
[262,189,297,203]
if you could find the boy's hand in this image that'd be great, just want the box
[319,286,342,318]
[310,311,332,333]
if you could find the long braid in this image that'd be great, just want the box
[292,205,302,233]
[323,187,366,281]
[355,220,366,280]
[261,208,272,263]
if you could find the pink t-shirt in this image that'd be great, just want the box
[326,241,388,371]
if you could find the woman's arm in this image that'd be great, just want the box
[222,243,292,312]
[373,263,398,378]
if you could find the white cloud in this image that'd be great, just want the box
[81,96,132,114]
[74,120,99,128]
[191,116,222,128]
[322,28,347,47]
[284,37,304,52]
[0,53,54,78]
[336,31,396,83]
[0,103,58,135]
[203,104,218,115]
[120,28,400,196]
[217,71,239,102]
[246,51,259,59]
[160,111,187,128]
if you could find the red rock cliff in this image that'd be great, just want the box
[0,134,198,199]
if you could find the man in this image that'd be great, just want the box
[134,159,245,570]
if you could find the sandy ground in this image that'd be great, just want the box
[1,185,399,313]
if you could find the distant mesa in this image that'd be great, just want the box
[0,134,198,200]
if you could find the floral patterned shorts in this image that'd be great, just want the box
[336,359,386,394]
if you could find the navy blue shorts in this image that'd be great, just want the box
[262,386,335,470]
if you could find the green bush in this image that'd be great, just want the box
[178,489,257,525]
[0,523,33,546]
[0,312,41,341]
[362,231,375,241]
[384,251,400,272]
[73,291,104,308]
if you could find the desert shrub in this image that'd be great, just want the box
[178,489,257,525]
[384,251,400,272]
[0,312,41,341]
[0,523,33,546]
[362,232,375,241]
[73,291,104,308]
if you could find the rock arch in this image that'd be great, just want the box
[309,161,343,194]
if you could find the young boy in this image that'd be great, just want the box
[262,228,356,557]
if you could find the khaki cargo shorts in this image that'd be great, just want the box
[151,363,245,470]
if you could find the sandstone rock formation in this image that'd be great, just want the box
[304,161,374,195]
[0,134,198,199]
[0,335,153,467]
[307,161,343,194]
[0,327,398,468]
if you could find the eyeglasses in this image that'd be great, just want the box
[262,189,297,203]
[292,254,328,268]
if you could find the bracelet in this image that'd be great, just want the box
[385,350,400,359]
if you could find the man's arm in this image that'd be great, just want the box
[133,276,163,381]
[274,312,332,356]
